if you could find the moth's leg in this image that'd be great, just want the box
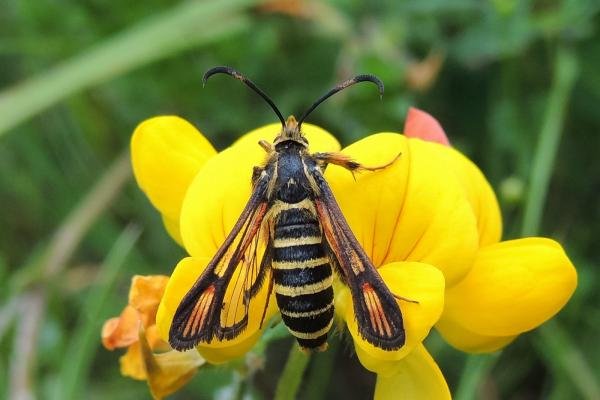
[258,139,274,153]
[312,152,401,172]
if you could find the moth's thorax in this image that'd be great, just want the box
[273,143,312,203]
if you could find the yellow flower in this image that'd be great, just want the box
[401,108,577,354]
[130,109,576,399]
[102,275,204,399]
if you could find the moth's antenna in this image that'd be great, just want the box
[297,74,384,127]
[203,66,285,127]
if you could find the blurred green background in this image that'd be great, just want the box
[1,0,599,399]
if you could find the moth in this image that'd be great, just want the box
[169,66,407,352]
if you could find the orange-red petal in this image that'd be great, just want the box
[404,107,450,146]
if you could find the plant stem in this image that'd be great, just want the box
[274,344,311,400]
[454,354,499,400]
[303,339,338,400]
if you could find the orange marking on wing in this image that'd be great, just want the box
[183,300,202,338]
[369,286,392,337]
[238,203,268,252]
[362,283,392,338]
[363,286,378,333]
[183,285,215,338]
[194,290,214,334]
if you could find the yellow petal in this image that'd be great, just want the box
[325,133,478,285]
[131,116,216,242]
[431,144,502,247]
[179,123,339,258]
[162,214,184,247]
[344,262,444,374]
[120,342,146,380]
[374,344,451,400]
[441,238,577,338]
[156,257,278,363]
[196,328,264,364]
[139,329,205,400]
[435,315,516,353]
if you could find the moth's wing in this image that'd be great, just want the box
[169,174,274,351]
[311,170,405,350]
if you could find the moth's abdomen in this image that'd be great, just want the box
[272,207,334,351]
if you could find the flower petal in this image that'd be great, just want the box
[431,145,502,247]
[102,305,141,350]
[374,344,451,400]
[440,238,577,340]
[156,257,279,363]
[162,215,184,246]
[195,328,265,364]
[146,324,171,352]
[404,107,450,146]
[325,133,478,285]
[139,329,205,399]
[179,123,339,258]
[343,262,444,373]
[129,275,169,328]
[120,342,146,380]
[131,116,216,243]
[435,316,516,353]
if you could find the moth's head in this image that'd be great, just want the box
[274,115,308,147]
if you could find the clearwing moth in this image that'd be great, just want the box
[169,66,409,352]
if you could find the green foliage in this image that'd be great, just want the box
[1,0,599,398]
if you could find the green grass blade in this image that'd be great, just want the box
[517,45,599,399]
[58,225,142,400]
[520,46,578,237]
[0,0,255,137]
[456,45,582,400]
[535,321,600,399]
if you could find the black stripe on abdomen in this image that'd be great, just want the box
[275,290,333,314]
[272,264,332,288]
[279,298,334,333]
[273,243,323,262]
[275,288,334,346]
